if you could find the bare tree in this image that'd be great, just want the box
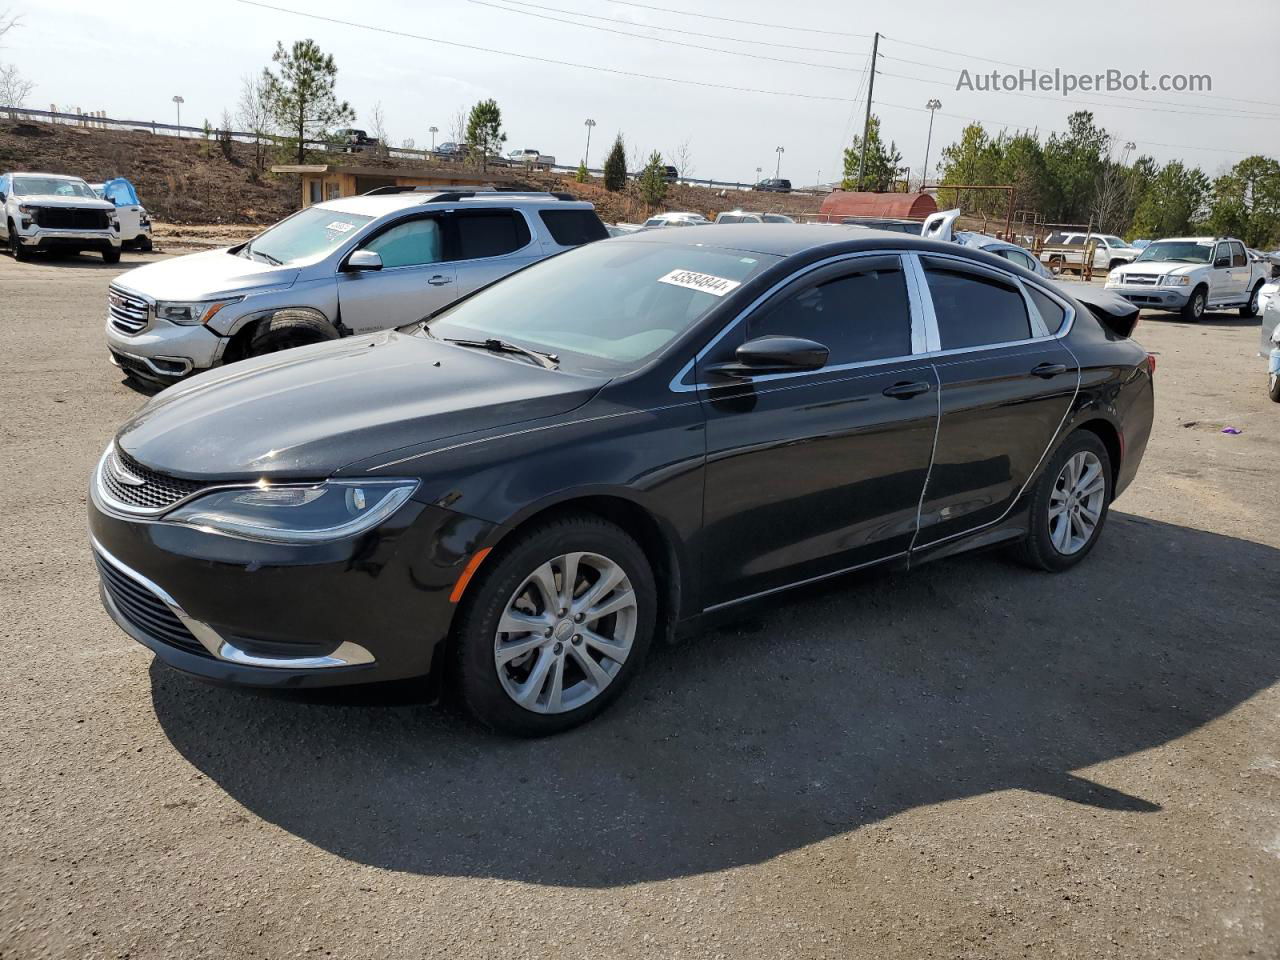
[670,139,694,182]
[0,63,32,115]
[449,107,466,147]
[367,102,390,158]
[236,73,274,172]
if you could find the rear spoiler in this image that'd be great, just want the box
[1053,281,1141,338]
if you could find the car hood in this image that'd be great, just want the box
[115,330,605,481]
[112,248,301,301]
[1118,261,1204,277]
[19,193,115,211]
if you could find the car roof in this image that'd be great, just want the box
[314,192,595,218]
[1156,236,1217,243]
[7,171,87,181]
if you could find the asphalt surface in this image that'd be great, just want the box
[1,250,1278,959]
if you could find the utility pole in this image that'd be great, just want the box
[775,145,784,180]
[172,95,184,137]
[921,99,942,190]
[855,31,879,192]
[583,118,596,166]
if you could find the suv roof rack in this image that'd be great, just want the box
[362,186,579,202]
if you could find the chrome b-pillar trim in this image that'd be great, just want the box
[90,537,374,669]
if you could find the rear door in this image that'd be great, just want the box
[450,209,541,295]
[698,254,939,607]
[912,255,1079,549]
[336,214,457,333]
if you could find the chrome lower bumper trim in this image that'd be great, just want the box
[91,536,375,669]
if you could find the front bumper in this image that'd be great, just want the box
[105,316,224,381]
[1107,283,1191,309]
[88,469,495,688]
[18,228,121,252]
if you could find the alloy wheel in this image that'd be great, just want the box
[494,552,637,714]
[1048,451,1106,555]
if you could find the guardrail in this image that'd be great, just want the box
[1,104,829,195]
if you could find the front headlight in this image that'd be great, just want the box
[1160,275,1191,287]
[17,203,37,215]
[165,479,419,543]
[1105,273,1121,287]
[154,298,242,326]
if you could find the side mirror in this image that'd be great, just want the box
[706,335,829,379]
[345,249,383,272]
[1214,257,1230,268]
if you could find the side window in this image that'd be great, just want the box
[0,174,8,199]
[538,209,608,246]
[717,215,744,224]
[1027,286,1067,334]
[362,217,443,268]
[923,260,1032,349]
[746,258,912,365]
[1065,236,1084,246]
[1231,242,1247,268]
[1214,242,1231,266]
[453,211,531,260]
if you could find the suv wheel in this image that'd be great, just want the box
[8,222,29,261]
[102,247,120,264]
[247,310,339,356]
[1180,286,1207,322]
[452,515,657,736]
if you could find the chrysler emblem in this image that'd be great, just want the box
[108,452,145,487]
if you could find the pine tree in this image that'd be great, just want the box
[603,134,627,192]
[638,151,668,207]
[262,39,354,164]
[465,99,506,171]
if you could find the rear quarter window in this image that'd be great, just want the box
[538,208,608,246]
[453,210,531,260]
[1027,286,1067,334]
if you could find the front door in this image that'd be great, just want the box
[912,256,1079,548]
[699,255,938,608]
[337,214,458,333]
[1208,242,1239,305]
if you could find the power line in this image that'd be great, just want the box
[468,0,867,72]
[598,0,873,38]
[484,0,865,57]
[234,0,864,102]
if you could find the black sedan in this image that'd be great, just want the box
[89,226,1154,735]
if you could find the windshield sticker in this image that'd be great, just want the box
[658,269,742,297]
[325,220,357,234]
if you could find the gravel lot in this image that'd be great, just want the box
[1,251,1277,960]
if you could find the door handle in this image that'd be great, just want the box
[882,380,932,399]
[1031,362,1067,378]
[427,275,453,286]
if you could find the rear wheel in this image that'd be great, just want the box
[452,515,656,736]
[1012,430,1112,572]
[137,236,153,252]
[102,247,120,264]
[1241,281,1263,318]
[1269,371,1280,403]
[247,310,339,357]
[1180,286,1207,322]
[1048,256,1064,275]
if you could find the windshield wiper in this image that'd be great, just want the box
[252,249,283,265]
[444,337,559,370]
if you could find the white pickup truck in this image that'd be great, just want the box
[1104,236,1269,321]
[1039,231,1142,275]
[507,149,555,170]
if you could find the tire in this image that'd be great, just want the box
[452,514,657,736]
[1011,430,1113,573]
[247,309,339,357]
[137,236,153,253]
[1241,281,1264,318]
[1269,371,1280,403]
[1179,286,1207,322]
[1048,256,1064,275]
[102,247,121,264]
[8,221,29,261]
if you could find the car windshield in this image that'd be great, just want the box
[1134,240,1214,264]
[425,240,780,374]
[1097,235,1125,246]
[12,176,97,199]
[244,205,374,266]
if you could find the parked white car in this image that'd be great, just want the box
[713,210,795,224]
[1,171,121,262]
[507,149,555,169]
[1104,236,1268,321]
[104,191,607,385]
[641,212,710,229]
[92,178,152,251]
[920,208,1051,277]
[1261,285,1280,402]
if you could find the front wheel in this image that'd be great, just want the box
[8,223,29,261]
[247,310,339,356]
[1012,430,1112,572]
[452,515,657,736]
[1180,287,1207,322]
[1269,371,1280,403]
[102,247,121,264]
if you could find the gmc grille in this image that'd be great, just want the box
[33,207,110,230]
[107,285,149,334]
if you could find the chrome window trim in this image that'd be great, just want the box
[669,249,925,393]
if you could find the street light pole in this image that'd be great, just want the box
[429,126,438,152]
[775,145,784,180]
[583,118,596,166]
[921,99,942,189]
[172,95,184,138]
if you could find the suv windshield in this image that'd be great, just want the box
[1134,240,1214,264]
[245,205,374,265]
[13,176,97,199]
[426,240,780,374]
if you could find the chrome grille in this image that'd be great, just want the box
[108,285,149,335]
[99,447,208,512]
[95,552,210,656]
[1122,274,1158,286]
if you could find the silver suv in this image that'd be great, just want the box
[105,190,607,385]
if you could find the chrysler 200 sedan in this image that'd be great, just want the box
[89,225,1154,736]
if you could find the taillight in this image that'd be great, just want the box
[1146,353,1157,376]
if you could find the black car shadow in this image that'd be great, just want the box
[151,513,1280,888]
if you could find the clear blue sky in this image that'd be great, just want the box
[4,0,1274,185]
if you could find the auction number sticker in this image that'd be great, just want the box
[658,269,742,297]
[325,220,358,234]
